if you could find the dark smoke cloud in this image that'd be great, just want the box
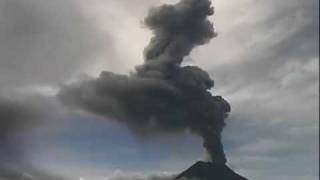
[59,0,230,164]
[0,96,69,180]
[139,0,216,73]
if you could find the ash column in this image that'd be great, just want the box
[202,96,230,164]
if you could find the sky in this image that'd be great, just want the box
[0,0,318,180]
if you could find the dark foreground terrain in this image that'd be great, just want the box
[175,161,248,180]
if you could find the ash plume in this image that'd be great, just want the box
[59,0,230,164]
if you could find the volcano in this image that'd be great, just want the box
[174,161,248,180]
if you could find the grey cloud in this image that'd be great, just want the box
[0,97,41,164]
[222,106,318,180]
[0,0,317,179]
[0,95,64,140]
[196,0,318,179]
[210,0,318,92]
[0,167,69,180]
[0,0,108,92]
[0,95,69,180]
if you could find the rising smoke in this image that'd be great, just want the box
[59,0,230,164]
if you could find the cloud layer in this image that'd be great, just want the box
[0,0,317,179]
[0,0,108,93]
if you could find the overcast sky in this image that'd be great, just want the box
[0,0,318,180]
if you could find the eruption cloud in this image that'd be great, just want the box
[59,0,230,164]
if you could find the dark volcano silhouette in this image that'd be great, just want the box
[174,161,248,180]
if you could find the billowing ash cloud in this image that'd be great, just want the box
[59,0,230,164]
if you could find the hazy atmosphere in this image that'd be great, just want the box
[0,0,318,180]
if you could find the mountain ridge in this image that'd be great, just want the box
[174,161,248,180]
